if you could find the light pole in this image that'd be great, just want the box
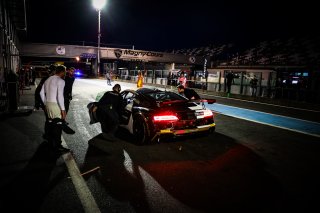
[92,0,107,77]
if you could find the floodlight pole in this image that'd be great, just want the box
[93,0,106,77]
[97,9,101,77]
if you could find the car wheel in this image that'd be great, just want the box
[205,126,215,136]
[133,116,150,145]
[209,126,215,133]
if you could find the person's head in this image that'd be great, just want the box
[55,65,66,78]
[48,64,56,74]
[68,67,75,77]
[112,84,121,93]
[177,84,185,94]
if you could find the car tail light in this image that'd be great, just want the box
[153,115,178,122]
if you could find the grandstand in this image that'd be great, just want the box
[169,36,320,67]
[167,36,320,104]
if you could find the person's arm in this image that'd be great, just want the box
[57,79,66,119]
[193,90,201,99]
[187,89,200,100]
[39,83,46,106]
[69,78,75,99]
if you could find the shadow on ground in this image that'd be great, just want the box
[83,130,283,212]
[0,141,67,212]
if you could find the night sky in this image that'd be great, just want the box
[25,0,318,52]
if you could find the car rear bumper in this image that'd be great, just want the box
[152,123,215,141]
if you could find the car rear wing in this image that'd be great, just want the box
[192,99,216,104]
[158,99,186,107]
[157,99,216,107]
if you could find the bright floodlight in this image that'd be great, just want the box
[92,0,106,10]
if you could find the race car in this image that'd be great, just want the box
[118,88,216,144]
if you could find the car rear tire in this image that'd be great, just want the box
[133,116,150,145]
[209,126,215,133]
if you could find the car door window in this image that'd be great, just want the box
[123,92,135,111]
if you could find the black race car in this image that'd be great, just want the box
[119,88,216,144]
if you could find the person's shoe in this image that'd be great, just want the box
[62,122,76,134]
[57,145,70,153]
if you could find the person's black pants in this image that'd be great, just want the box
[227,84,232,93]
[64,100,71,114]
[99,109,119,134]
[47,118,63,149]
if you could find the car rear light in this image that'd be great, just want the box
[153,115,178,122]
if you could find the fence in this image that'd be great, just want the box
[115,69,319,104]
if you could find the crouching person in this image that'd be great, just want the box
[40,65,70,154]
[96,84,123,141]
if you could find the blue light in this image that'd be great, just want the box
[74,69,82,76]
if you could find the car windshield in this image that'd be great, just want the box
[145,91,187,102]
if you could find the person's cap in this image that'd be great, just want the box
[69,67,75,71]
[177,85,185,89]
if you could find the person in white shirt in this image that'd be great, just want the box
[40,65,69,153]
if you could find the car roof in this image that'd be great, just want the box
[136,87,161,95]
[122,88,188,101]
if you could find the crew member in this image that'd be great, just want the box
[177,85,201,100]
[40,65,70,153]
[137,71,143,88]
[64,67,75,113]
[63,67,76,134]
[178,72,187,87]
[96,84,123,141]
[35,64,56,139]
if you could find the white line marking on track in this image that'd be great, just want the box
[211,103,320,124]
[61,137,101,213]
[200,93,320,113]
[222,114,320,138]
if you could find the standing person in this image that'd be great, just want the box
[18,68,25,89]
[178,72,187,87]
[96,84,123,141]
[177,85,201,100]
[40,65,70,153]
[62,67,76,135]
[64,67,75,113]
[106,71,112,86]
[226,71,234,97]
[250,75,258,96]
[35,65,55,110]
[137,71,143,88]
[30,67,36,85]
[34,65,56,139]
